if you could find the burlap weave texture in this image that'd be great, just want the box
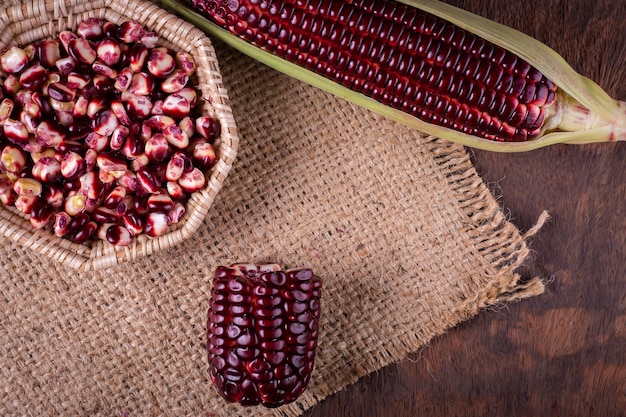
[0,13,545,416]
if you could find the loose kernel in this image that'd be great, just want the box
[1,145,27,173]
[13,178,43,197]
[65,193,87,216]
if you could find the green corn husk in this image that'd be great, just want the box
[158,0,626,152]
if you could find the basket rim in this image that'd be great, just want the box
[0,0,240,271]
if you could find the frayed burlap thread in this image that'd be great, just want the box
[0,3,545,416]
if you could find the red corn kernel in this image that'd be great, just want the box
[167,201,186,224]
[130,153,150,172]
[13,178,43,197]
[55,56,76,75]
[20,112,39,133]
[29,200,54,229]
[147,193,174,214]
[0,98,14,123]
[77,17,103,40]
[47,82,76,102]
[98,169,117,184]
[3,118,30,145]
[129,43,149,72]
[147,49,176,78]
[136,167,162,194]
[87,98,107,118]
[117,21,146,44]
[96,152,128,177]
[150,99,164,115]
[92,206,120,224]
[111,100,131,126]
[122,208,144,236]
[92,109,120,137]
[141,31,159,49]
[72,95,89,118]
[145,133,171,162]
[117,171,139,192]
[166,181,187,200]
[175,51,196,76]
[1,46,29,74]
[66,212,89,235]
[0,188,17,206]
[38,39,62,68]
[160,69,189,93]
[96,38,122,66]
[146,114,177,131]
[32,156,62,183]
[68,38,97,64]
[24,43,38,61]
[178,167,206,193]
[71,220,97,244]
[43,184,64,208]
[55,110,74,127]
[15,195,40,214]
[3,75,21,96]
[1,145,27,173]
[115,194,135,216]
[122,92,153,119]
[92,73,114,96]
[178,116,195,138]
[64,193,87,216]
[19,63,47,91]
[192,141,216,170]
[92,60,118,78]
[41,72,61,97]
[163,123,190,149]
[60,151,85,179]
[85,132,109,152]
[53,211,72,237]
[114,67,133,91]
[66,71,91,89]
[54,140,84,154]
[195,116,221,141]
[48,97,74,113]
[102,21,119,38]
[162,94,191,119]
[84,148,98,172]
[79,171,104,200]
[144,211,169,237]
[165,152,188,181]
[96,222,116,240]
[129,72,155,96]
[121,134,144,160]
[105,224,133,246]
[177,87,198,108]
[35,120,66,148]
[22,99,40,118]
[110,125,130,150]
[103,185,127,209]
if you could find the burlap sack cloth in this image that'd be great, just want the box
[0,6,547,416]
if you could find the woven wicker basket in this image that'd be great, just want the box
[0,0,239,270]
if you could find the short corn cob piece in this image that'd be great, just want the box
[207,263,322,408]
[161,0,626,151]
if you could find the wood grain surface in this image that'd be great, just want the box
[304,0,626,415]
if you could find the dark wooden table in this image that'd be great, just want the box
[305,0,626,415]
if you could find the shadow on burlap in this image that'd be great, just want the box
[0,9,547,416]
